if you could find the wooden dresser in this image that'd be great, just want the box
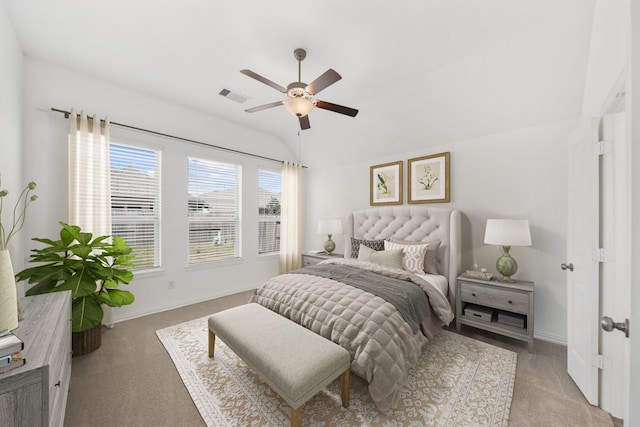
[0,292,72,427]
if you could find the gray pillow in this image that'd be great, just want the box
[358,245,403,269]
[350,238,385,258]
[389,237,441,274]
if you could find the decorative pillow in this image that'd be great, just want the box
[350,238,385,258]
[390,237,441,274]
[358,245,403,269]
[384,240,429,274]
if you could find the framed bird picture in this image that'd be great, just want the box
[370,161,403,206]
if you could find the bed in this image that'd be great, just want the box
[250,206,461,412]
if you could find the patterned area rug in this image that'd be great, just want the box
[157,316,517,426]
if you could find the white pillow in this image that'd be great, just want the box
[384,240,430,274]
[358,245,403,269]
[389,237,441,274]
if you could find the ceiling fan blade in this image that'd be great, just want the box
[240,69,287,93]
[315,100,359,117]
[299,115,311,130]
[306,69,342,95]
[244,100,284,113]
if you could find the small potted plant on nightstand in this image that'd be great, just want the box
[16,222,135,356]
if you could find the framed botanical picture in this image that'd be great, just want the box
[408,152,450,203]
[370,161,403,206]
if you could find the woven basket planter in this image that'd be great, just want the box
[72,324,102,357]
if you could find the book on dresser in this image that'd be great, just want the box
[0,351,25,374]
[0,332,24,357]
[0,332,26,375]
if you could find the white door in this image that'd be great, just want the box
[566,118,600,405]
[599,112,630,418]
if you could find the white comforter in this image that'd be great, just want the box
[250,258,454,412]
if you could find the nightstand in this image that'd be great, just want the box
[455,276,535,352]
[301,252,343,267]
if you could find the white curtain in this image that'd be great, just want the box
[68,109,114,326]
[279,161,302,273]
[69,109,112,235]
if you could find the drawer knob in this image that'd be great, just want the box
[472,293,476,297]
[54,381,61,387]
[508,300,513,304]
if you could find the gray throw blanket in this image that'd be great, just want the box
[289,263,430,333]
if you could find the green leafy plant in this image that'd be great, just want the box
[16,222,135,332]
[0,174,37,250]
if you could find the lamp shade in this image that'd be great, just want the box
[317,219,343,235]
[484,219,532,246]
[283,97,315,117]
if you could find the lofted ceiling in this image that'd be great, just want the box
[3,0,596,168]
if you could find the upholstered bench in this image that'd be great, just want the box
[208,303,351,427]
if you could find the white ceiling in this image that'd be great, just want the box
[4,0,596,168]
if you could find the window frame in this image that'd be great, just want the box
[109,141,163,272]
[187,155,242,265]
[258,167,282,256]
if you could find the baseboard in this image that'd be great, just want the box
[534,331,567,346]
[108,285,257,324]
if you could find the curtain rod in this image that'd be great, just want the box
[51,108,306,168]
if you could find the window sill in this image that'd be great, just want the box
[132,267,165,279]
[257,253,279,259]
[185,257,244,271]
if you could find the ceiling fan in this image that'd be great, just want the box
[241,48,358,130]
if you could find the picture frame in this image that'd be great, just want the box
[370,161,403,206]
[408,152,450,203]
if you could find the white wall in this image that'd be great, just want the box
[21,58,296,322]
[305,120,576,343]
[0,1,25,268]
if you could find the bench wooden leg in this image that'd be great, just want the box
[290,406,303,427]
[340,368,350,408]
[208,330,215,358]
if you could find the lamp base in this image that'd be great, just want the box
[496,246,518,283]
[324,235,336,255]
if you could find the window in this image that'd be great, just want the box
[188,157,241,264]
[110,144,162,270]
[258,168,281,254]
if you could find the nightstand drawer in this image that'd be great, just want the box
[460,282,529,314]
[302,255,321,266]
[302,252,343,267]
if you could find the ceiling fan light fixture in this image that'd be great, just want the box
[283,97,315,117]
[241,48,357,129]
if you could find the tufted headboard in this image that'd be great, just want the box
[344,206,462,306]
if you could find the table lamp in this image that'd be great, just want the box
[317,219,343,255]
[484,219,532,283]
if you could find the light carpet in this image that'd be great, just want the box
[157,316,517,426]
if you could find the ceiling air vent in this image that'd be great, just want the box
[219,88,249,104]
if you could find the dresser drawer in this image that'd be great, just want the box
[460,282,529,314]
[50,322,71,427]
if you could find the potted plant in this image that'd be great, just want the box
[16,222,135,356]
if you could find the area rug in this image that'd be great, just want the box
[157,316,517,426]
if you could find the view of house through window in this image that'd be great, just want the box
[188,157,241,264]
[110,143,162,270]
[258,168,282,254]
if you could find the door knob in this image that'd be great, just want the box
[561,263,574,271]
[601,316,630,338]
